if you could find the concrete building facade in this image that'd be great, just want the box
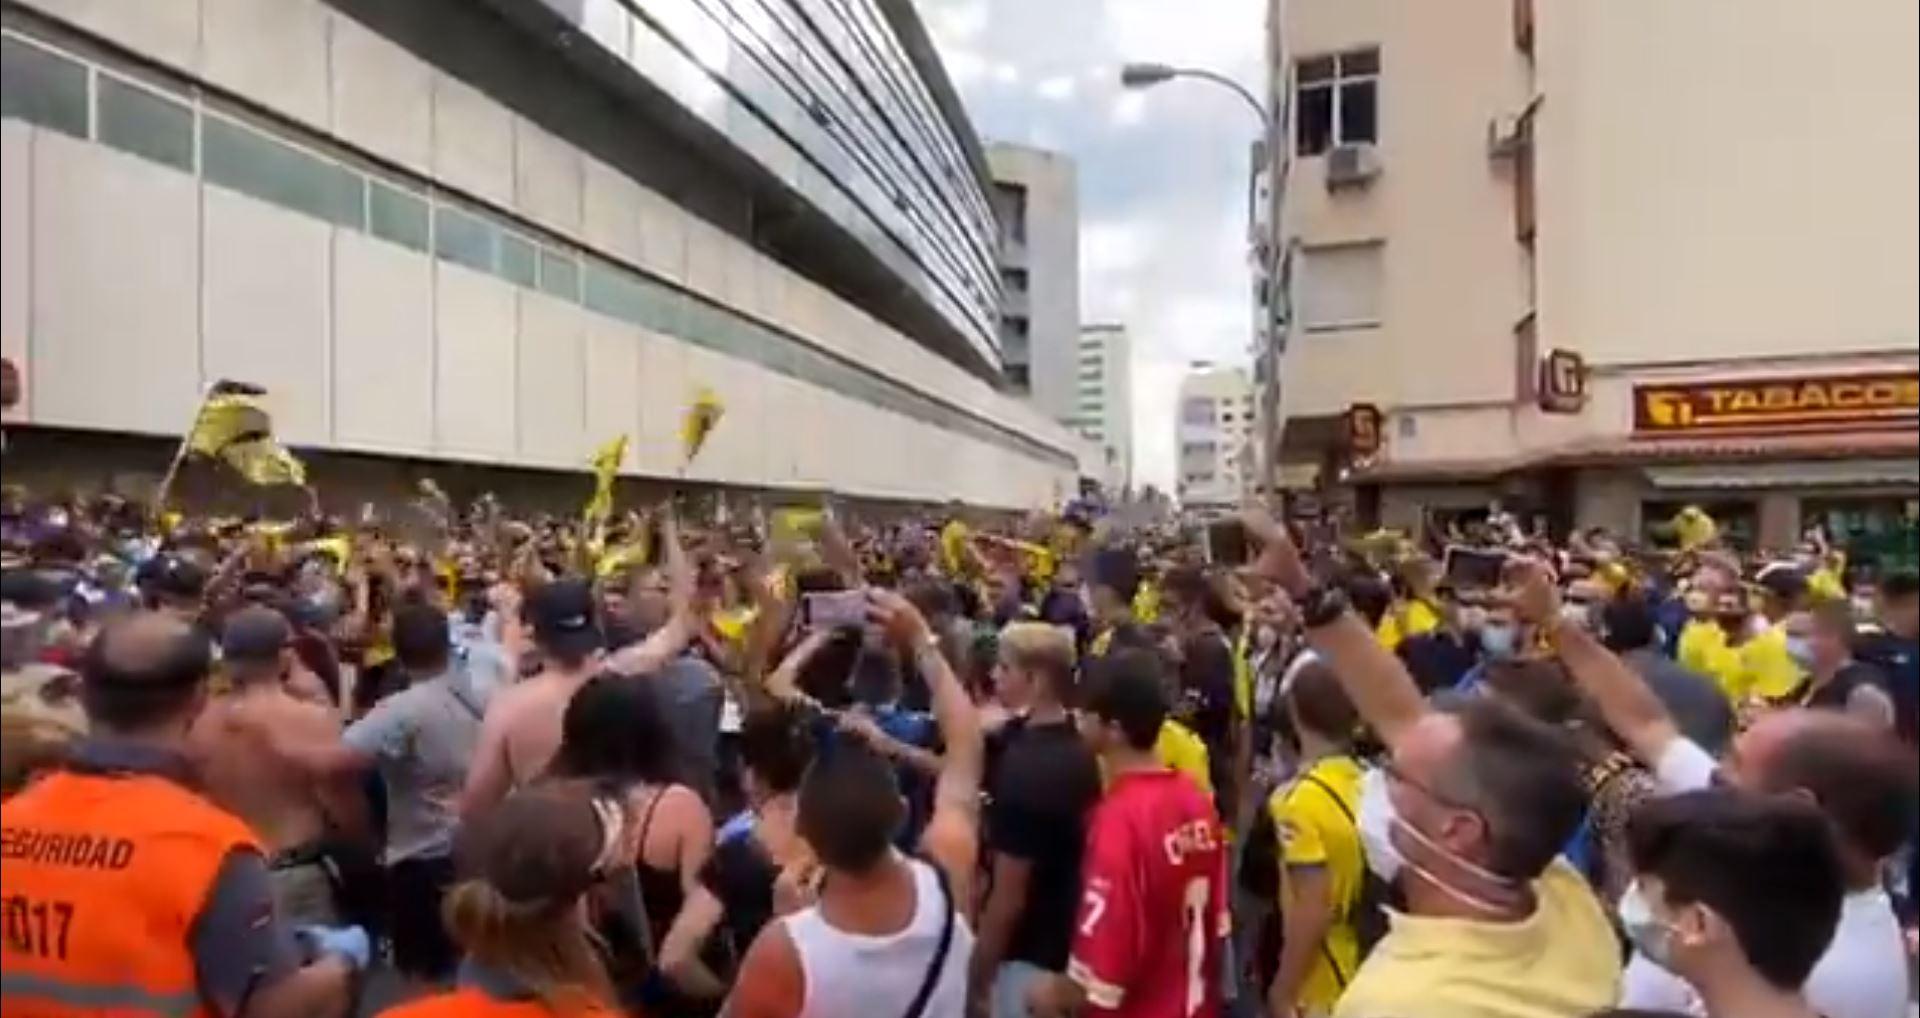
[1073,323,1134,492]
[1177,364,1253,510]
[986,141,1080,425]
[0,0,1081,510]
[1270,0,1918,551]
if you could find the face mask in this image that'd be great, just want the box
[1785,635,1815,670]
[1355,768,1405,883]
[1618,880,1677,971]
[1480,624,1517,660]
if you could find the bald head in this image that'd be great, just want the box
[1735,709,1918,869]
[81,612,212,733]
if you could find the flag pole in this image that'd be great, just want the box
[155,384,213,509]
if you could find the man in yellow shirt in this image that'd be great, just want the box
[1265,661,1366,1018]
[1241,510,1621,1018]
[1375,558,1443,652]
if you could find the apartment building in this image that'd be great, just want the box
[1268,0,1918,551]
[1178,364,1254,510]
[1073,323,1134,491]
[987,142,1081,427]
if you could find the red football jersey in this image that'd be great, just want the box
[1067,768,1229,1018]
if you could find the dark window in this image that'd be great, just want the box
[499,232,538,289]
[368,181,429,252]
[432,204,497,273]
[1001,267,1029,292]
[538,248,580,300]
[1,36,88,139]
[1003,316,1029,338]
[97,75,193,172]
[1006,363,1031,391]
[203,116,364,229]
[993,181,1028,244]
[1295,47,1380,156]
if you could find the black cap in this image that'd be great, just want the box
[528,578,603,658]
[220,606,291,664]
[1756,563,1809,603]
[138,554,207,602]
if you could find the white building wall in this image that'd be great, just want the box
[987,143,1081,426]
[0,7,1078,508]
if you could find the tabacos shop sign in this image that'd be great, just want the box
[1633,371,1920,436]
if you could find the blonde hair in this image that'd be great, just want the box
[998,622,1077,696]
[442,880,614,1012]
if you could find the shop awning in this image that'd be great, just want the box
[1644,458,1920,491]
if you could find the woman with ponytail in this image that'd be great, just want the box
[378,785,626,1018]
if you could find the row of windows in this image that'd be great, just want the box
[0,30,1073,470]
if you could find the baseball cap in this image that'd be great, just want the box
[528,578,603,658]
[137,554,208,603]
[1755,562,1809,603]
[220,606,291,664]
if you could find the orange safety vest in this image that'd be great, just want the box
[0,769,259,1018]
[379,987,621,1018]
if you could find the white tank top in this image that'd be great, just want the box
[784,854,973,1018]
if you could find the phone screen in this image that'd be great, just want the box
[802,590,867,630]
[1205,520,1251,566]
[1443,545,1508,591]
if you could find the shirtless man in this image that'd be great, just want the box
[189,605,358,925]
[459,515,697,821]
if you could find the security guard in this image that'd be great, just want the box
[1,612,363,1017]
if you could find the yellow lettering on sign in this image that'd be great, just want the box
[1761,385,1796,411]
[1703,389,1735,415]
[1645,391,1687,427]
[1829,383,1864,408]
[1729,390,1761,413]
[1797,384,1830,410]
[1866,381,1899,407]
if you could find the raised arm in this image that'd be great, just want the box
[1507,559,1682,767]
[869,588,981,899]
[1241,508,1427,750]
[607,510,697,677]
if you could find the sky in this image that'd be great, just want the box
[917,0,1266,491]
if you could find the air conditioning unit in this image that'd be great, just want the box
[1487,115,1526,159]
[1325,143,1381,189]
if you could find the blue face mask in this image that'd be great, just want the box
[1480,624,1517,660]
[1785,635,1815,670]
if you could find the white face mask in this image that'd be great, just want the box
[1618,879,1679,971]
[1355,768,1405,883]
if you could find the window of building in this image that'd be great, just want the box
[992,181,1028,245]
[1181,398,1215,426]
[1181,441,1216,459]
[97,74,194,173]
[1299,241,1384,331]
[1295,48,1379,156]
[1001,267,1029,292]
[1,35,87,139]
[1005,363,1031,391]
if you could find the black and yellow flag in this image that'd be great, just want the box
[185,381,307,487]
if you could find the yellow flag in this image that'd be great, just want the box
[681,387,725,464]
[1672,506,1718,551]
[186,392,271,458]
[224,440,306,487]
[939,520,971,576]
[583,434,628,528]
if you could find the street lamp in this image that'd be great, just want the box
[1118,59,1288,502]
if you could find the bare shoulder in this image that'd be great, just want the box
[731,918,804,1018]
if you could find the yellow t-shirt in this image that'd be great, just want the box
[1678,620,1803,702]
[1375,599,1441,652]
[1153,719,1213,794]
[1332,859,1621,1018]
[1269,756,1364,1014]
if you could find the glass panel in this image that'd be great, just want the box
[1339,48,1380,76]
[582,259,624,318]
[96,74,193,172]
[433,204,497,273]
[538,248,580,300]
[368,180,429,251]
[1339,80,1378,144]
[1,36,89,138]
[499,232,538,288]
[1295,55,1336,84]
[203,117,365,228]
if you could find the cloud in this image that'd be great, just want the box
[917,0,1265,490]
[1035,74,1078,101]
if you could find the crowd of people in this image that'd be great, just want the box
[1,484,1916,1018]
